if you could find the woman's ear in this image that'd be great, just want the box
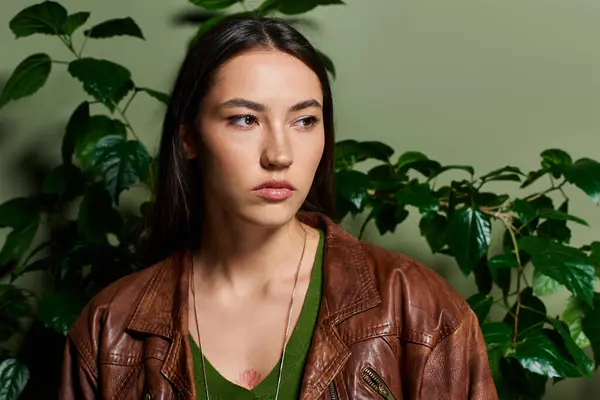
[179,123,197,159]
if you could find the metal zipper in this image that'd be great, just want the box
[361,367,397,400]
[329,380,340,400]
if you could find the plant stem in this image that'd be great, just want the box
[78,36,89,57]
[123,90,138,114]
[500,216,524,345]
[358,212,373,240]
[52,60,70,65]
[116,106,142,142]
[524,180,566,201]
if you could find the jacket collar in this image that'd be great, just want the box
[126,212,381,399]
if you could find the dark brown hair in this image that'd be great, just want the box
[145,17,335,264]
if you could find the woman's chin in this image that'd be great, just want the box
[242,203,300,228]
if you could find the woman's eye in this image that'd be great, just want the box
[228,115,258,127]
[294,116,319,128]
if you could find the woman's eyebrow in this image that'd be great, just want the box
[218,98,322,112]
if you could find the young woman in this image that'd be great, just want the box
[60,17,496,400]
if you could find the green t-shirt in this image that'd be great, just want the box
[189,231,324,400]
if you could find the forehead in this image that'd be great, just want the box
[208,49,323,105]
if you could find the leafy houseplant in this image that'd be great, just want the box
[0,1,598,400]
[334,141,600,398]
[0,0,340,398]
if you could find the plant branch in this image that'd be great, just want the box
[524,180,566,202]
[52,60,70,65]
[78,35,89,57]
[358,212,373,240]
[500,216,524,345]
[123,90,138,114]
[115,104,141,142]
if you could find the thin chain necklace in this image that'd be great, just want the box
[190,230,307,400]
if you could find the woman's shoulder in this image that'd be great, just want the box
[358,240,472,342]
[67,258,169,344]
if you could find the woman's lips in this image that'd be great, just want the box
[252,180,295,201]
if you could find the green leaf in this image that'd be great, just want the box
[278,0,344,14]
[0,358,29,400]
[36,290,87,335]
[564,158,600,205]
[0,54,52,110]
[467,293,492,325]
[9,1,67,37]
[488,253,519,269]
[396,151,442,178]
[590,242,600,266]
[447,208,492,275]
[257,0,282,13]
[532,269,560,297]
[11,256,55,281]
[437,164,475,176]
[367,165,405,191]
[396,183,439,214]
[549,318,594,376]
[335,170,370,211]
[474,258,493,295]
[474,192,509,208]
[188,0,240,10]
[512,198,538,225]
[582,294,600,368]
[372,202,408,235]
[62,12,90,36]
[0,223,38,275]
[137,87,170,105]
[84,17,144,39]
[520,169,547,189]
[515,329,583,378]
[78,183,123,244]
[68,58,132,111]
[482,322,512,352]
[480,166,524,181]
[0,198,39,229]
[75,116,127,170]
[503,288,547,336]
[93,135,151,203]
[335,140,394,169]
[418,213,447,253]
[541,149,572,178]
[538,208,588,226]
[62,102,90,164]
[518,236,595,307]
[563,296,591,349]
[0,284,32,320]
[315,49,336,78]
[42,164,85,197]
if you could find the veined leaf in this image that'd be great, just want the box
[0,54,52,110]
[488,253,519,269]
[564,158,600,205]
[0,198,39,229]
[515,329,583,378]
[582,294,600,368]
[278,0,344,14]
[9,1,67,37]
[188,0,240,10]
[77,183,123,244]
[0,358,29,400]
[541,149,572,178]
[36,290,87,335]
[62,102,90,164]
[68,58,132,111]
[467,293,493,325]
[447,208,492,275]
[418,213,447,254]
[563,296,591,349]
[532,269,560,297]
[84,17,144,39]
[93,135,151,203]
[519,236,595,307]
[75,115,127,171]
[137,87,170,105]
[335,170,369,211]
[62,12,90,36]
[538,208,588,226]
[396,183,439,214]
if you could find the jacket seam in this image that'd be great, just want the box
[418,314,469,396]
[115,364,142,400]
[69,330,99,378]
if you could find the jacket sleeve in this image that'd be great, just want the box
[421,309,498,400]
[59,332,99,399]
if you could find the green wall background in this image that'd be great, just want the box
[1,0,599,397]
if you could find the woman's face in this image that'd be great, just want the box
[184,49,325,227]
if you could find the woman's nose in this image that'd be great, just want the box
[260,128,293,170]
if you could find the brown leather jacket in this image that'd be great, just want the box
[59,213,497,399]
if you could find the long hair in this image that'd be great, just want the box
[144,17,336,265]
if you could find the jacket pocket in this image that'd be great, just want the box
[361,367,397,400]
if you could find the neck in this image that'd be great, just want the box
[195,209,308,294]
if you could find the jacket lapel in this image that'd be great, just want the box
[298,213,381,400]
[126,252,196,399]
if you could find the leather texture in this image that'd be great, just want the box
[60,212,498,399]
